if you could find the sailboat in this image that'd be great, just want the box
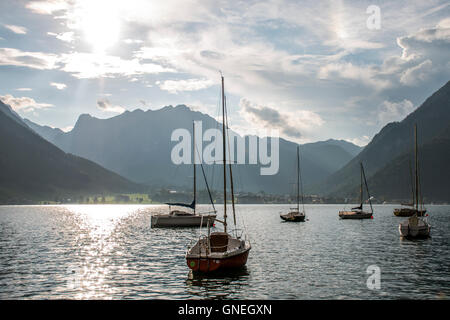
[398,124,431,239]
[151,122,216,228]
[185,74,251,272]
[394,132,426,217]
[280,146,306,222]
[338,162,374,219]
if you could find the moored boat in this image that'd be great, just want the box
[280,146,306,222]
[394,207,426,217]
[399,215,431,239]
[398,124,430,239]
[186,74,251,273]
[151,207,216,228]
[151,122,216,228]
[339,162,374,219]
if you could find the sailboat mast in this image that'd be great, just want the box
[193,122,196,215]
[360,162,363,207]
[361,163,373,214]
[414,124,419,210]
[297,146,300,211]
[225,96,237,227]
[409,159,415,206]
[221,74,227,233]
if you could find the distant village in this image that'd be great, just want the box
[40,188,447,205]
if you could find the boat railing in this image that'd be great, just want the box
[230,228,245,240]
[198,210,217,215]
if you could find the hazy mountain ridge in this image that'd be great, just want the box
[316,80,450,199]
[0,101,142,204]
[25,105,361,194]
[365,126,450,202]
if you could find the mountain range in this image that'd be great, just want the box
[25,105,361,194]
[0,100,142,204]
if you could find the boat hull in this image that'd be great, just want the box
[339,210,372,219]
[280,212,305,222]
[186,247,250,273]
[394,208,426,217]
[151,214,216,228]
[399,218,431,239]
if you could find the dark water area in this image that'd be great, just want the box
[0,204,448,299]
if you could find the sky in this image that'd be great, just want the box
[0,0,449,145]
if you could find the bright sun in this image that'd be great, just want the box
[78,0,121,53]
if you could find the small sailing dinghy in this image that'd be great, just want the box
[186,74,251,273]
[280,146,306,222]
[339,162,373,219]
[151,123,216,228]
[398,124,430,239]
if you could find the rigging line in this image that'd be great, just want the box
[208,86,223,197]
[409,157,415,206]
[361,162,373,214]
[298,146,306,214]
[224,95,237,229]
[195,137,216,212]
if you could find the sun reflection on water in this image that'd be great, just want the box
[63,205,144,299]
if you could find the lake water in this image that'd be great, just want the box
[0,204,448,299]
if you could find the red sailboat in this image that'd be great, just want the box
[186,74,251,273]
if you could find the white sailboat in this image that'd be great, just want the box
[151,122,216,228]
[399,124,431,239]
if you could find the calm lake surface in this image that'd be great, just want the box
[0,204,448,299]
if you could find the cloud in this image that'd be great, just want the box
[50,82,67,90]
[61,125,73,132]
[60,52,175,79]
[0,94,53,112]
[0,48,59,70]
[47,31,75,43]
[25,0,69,15]
[124,39,143,44]
[96,98,125,113]
[15,88,33,91]
[3,24,27,34]
[239,98,324,140]
[378,99,415,124]
[400,59,433,85]
[157,78,214,94]
[345,135,370,147]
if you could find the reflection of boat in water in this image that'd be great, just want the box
[185,74,251,273]
[186,266,250,299]
[280,146,306,222]
[339,162,373,219]
[398,124,430,239]
[151,122,216,228]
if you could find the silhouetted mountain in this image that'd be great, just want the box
[316,80,450,199]
[312,139,362,157]
[26,105,361,194]
[24,118,64,142]
[0,101,142,204]
[366,125,450,202]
